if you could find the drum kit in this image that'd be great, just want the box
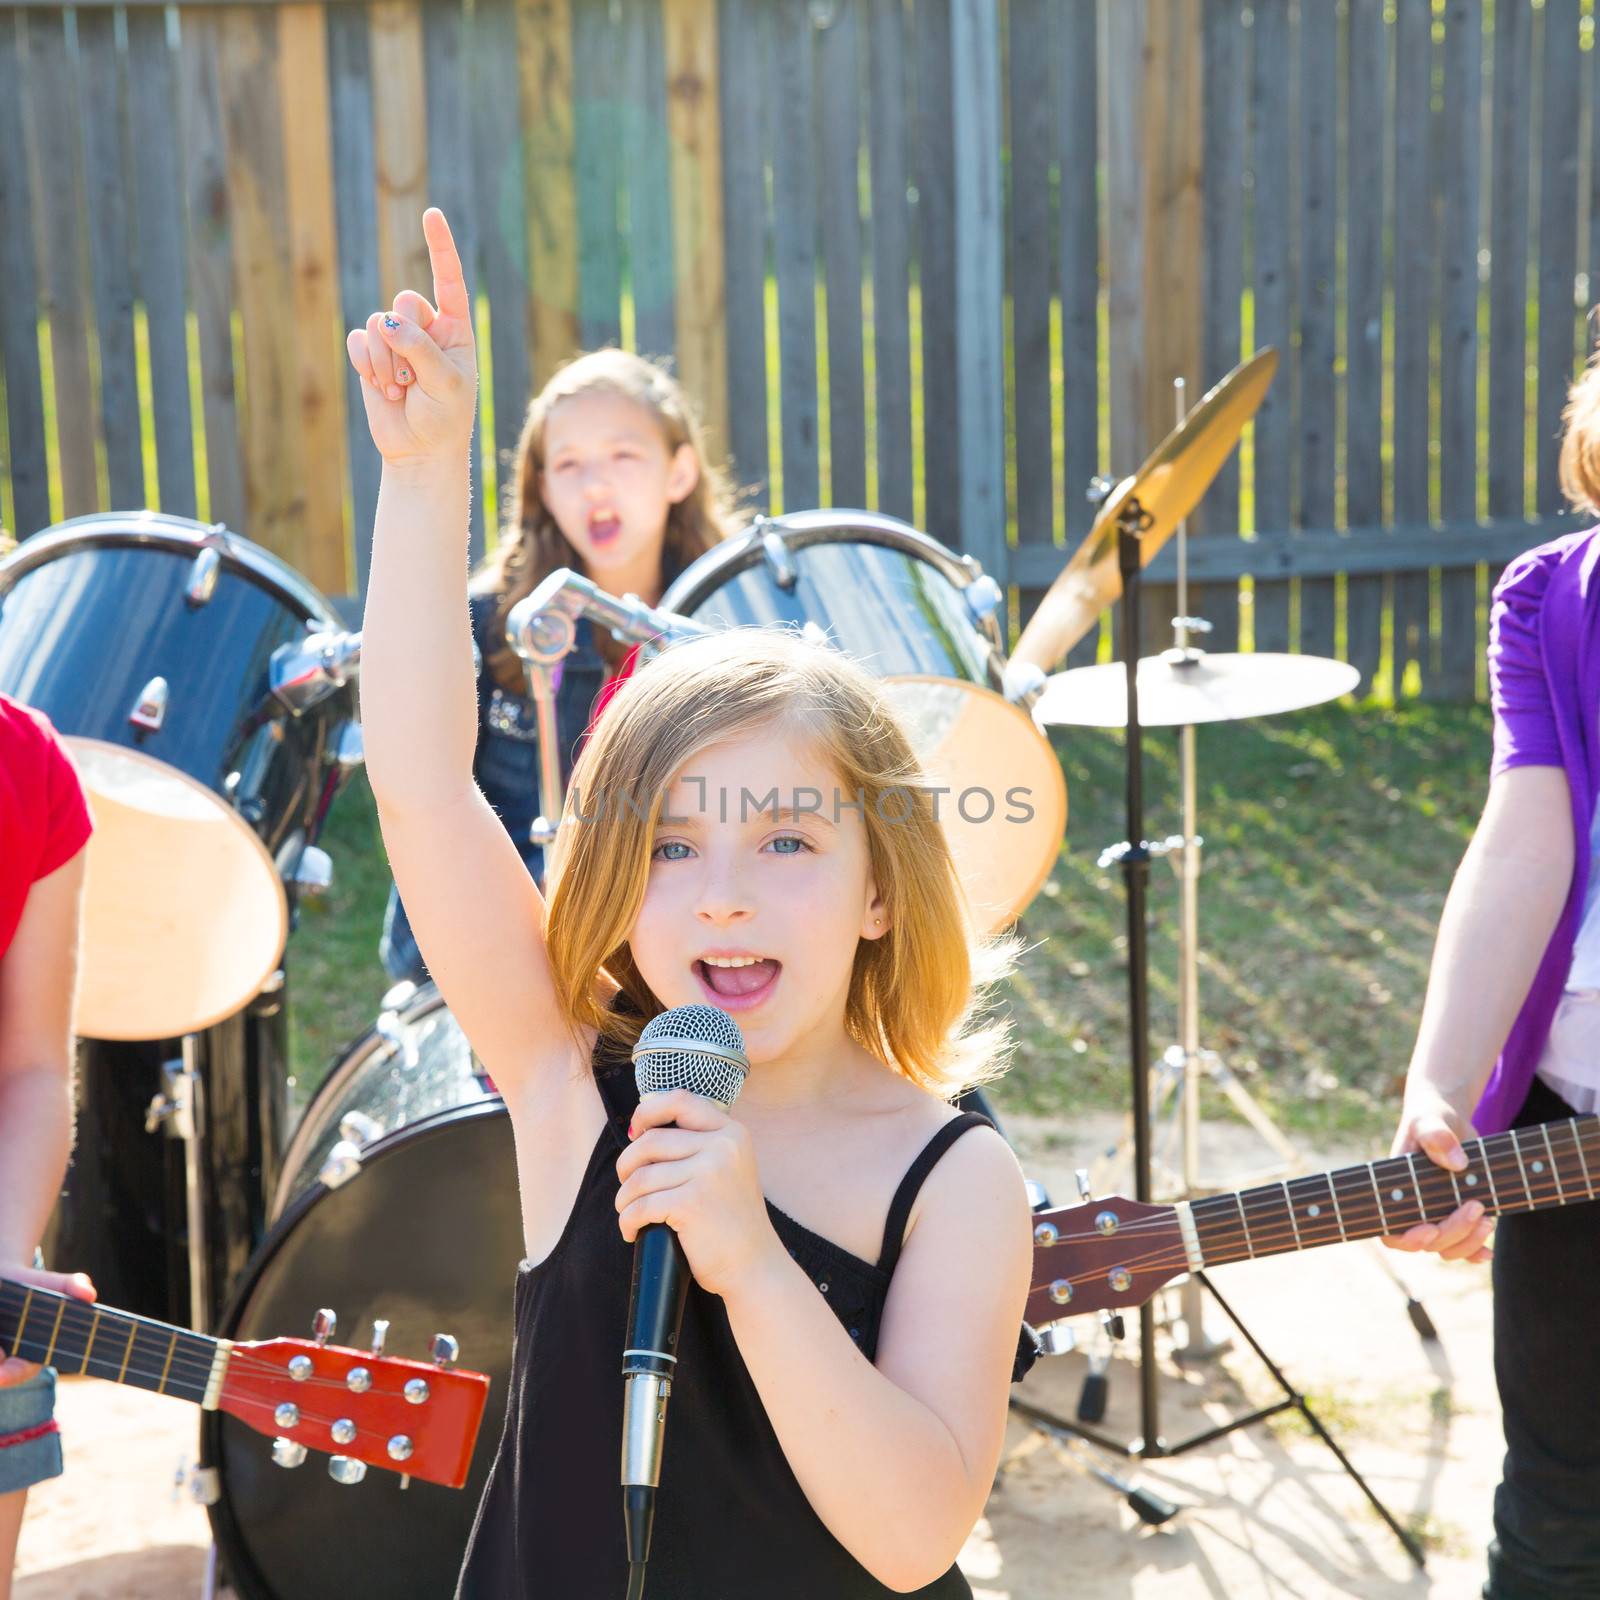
[0,349,1402,1593]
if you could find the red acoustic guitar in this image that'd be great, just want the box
[0,1279,489,1489]
[1026,1115,1598,1325]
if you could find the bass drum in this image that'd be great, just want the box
[202,984,516,1600]
[659,510,1066,932]
[0,511,357,1041]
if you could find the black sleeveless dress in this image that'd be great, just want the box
[455,1035,1033,1599]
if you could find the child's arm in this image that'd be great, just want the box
[348,210,585,1100]
[618,1098,1032,1590]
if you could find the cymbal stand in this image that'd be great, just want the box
[1017,484,1424,1568]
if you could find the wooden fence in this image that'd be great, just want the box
[0,0,1596,697]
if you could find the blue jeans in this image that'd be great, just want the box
[0,1370,61,1493]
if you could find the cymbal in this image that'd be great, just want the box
[1032,650,1361,729]
[1011,348,1279,674]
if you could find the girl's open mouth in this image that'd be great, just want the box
[693,957,782,1012]
[588,511,622,546]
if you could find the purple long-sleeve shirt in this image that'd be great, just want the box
[1475,527,1600,1133]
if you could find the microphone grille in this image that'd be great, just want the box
[633,1004,749,1109]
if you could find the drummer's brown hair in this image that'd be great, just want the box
[1561,317,1600,514]
[474,349,738,689]
[541,629,1018,1096]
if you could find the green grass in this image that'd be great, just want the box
[284,770,396,1104]
[999,698,1489,1147]
[289,701,1489,1148]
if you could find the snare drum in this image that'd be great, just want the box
[0,512,359,1040]
[659,511,1066,930]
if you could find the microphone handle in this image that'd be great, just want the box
[622,1222,690,1481]
[622,1222,689,1573]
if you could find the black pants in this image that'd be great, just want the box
[1486,1077,1600,1599]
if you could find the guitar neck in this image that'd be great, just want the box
[0,1279,224,1406]
[1190,1114,1600,1268]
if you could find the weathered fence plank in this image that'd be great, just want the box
[770,0,819,512]
[471,0,531,512]
[663,0,726,467]
[866,0,912,523]
[127,10,198,522]
[816,0,866,509]
[280,2,350,594]
[951,0,1004,585]
[0,10,51,537]
[623,0,675,361]
[914,0,958,545]
[1344,0,1386,688]
[1535,0,1581,516]
[1057,0,1100,666]
[422,0,485,559]
[328,0,382,592]
[1488,0,1532,524]
[1197,0,1242,655]
[1248,0,1291,653]
[1392,0,1432,691]
[519,0,580,393]
[1297,0,1337,661]
[717,0,768,507]
[219,5,310,566]
[78,8,144,510]
[573,0,622,350]
[178,9,246,535]
[28,11,98,520]
[1437,0,1482,701]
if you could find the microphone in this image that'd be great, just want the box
[622,1003,748,1578]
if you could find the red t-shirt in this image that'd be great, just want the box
[0,695,93,959]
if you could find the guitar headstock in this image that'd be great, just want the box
[1026,1194,1186,1324]
[218,1311,488,1489]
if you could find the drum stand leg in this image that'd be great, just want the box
[178,1036,212,1335]
[1014,518,1424,1569]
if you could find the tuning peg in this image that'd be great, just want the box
[1101,1309,1126,1343]
[370,1319,390,1358]
[328,1456,367,1485]
[1075,1168,1094,1202]
[272,1438,308,1469]
[431,1333,459,1370]
[313,1308,336,1346]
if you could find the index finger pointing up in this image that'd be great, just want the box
[422,207,470,322]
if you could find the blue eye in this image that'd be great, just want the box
[768,834,808,855]
[652,840,691,862]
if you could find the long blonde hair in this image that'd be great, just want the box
[543,629,1017,1096]
[477,349,737,690]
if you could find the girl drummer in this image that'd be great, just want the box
[348,208,1034,1596]
[378,344,737,986]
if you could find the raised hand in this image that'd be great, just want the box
[345,207,478,466]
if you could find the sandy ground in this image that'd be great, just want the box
[14,1112,1503,1599]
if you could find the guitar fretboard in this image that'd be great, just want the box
[1190,1114,1600,1267]
[0,1280,218,1403]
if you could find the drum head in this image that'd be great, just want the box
[205,1103,520,1600]
[69,740,288,1040]
[880,678,1066,931]
[660,514,1064,930]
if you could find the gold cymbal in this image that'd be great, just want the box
[1011,347,1279,673]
